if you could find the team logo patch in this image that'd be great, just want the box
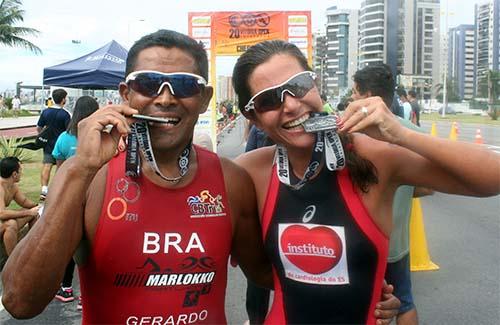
[187,190,226,218]
[278,223,349,285]
[106,178,141,221]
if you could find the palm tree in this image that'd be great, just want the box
[0,0,41,54]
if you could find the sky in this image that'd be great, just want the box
[0,0,476,92]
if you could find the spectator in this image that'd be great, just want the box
[36,89,71,201]
[408,90,421,126]
[0,157,40,268]
[397,88,412,120]
[12,96,21,117]
[321,94,334,114]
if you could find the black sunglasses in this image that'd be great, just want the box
[245,71,317,113]
[125,70,207,98]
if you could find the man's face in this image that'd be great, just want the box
[120,46,213,152]
[13,165,22,183]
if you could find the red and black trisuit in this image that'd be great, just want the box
[79,147,232,324]
[261,166,388,325]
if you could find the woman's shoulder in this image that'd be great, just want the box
[235,146,275,178]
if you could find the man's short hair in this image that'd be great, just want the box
[353,63,395,108]
[126,30,208,80]
[0,157,20,178]
[408,90,417,98]
[52,89,68,105]
[396,87,407,98]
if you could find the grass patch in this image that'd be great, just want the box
[0,109,38,118]
[421,112,500,125]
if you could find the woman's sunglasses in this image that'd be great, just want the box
[125,70,207,98]
[245,71,317,113]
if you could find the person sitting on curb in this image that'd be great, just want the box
[0,157,40,269]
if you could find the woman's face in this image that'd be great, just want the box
[247,54,322,150]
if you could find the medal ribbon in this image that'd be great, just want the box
[125,121,191,183]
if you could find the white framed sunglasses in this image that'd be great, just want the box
[245,71,317,113]
[125,70,207,98]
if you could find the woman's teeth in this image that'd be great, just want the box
[283,115,309,129]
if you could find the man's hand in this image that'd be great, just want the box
[28,206,40,217]
[374,282,401,325]
[75,104,138,172]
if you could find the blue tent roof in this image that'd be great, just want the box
[43,40,128,89]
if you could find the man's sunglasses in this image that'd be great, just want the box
[245,71,317,113]
[125,70,207,98]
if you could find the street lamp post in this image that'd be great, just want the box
[442,0,449,117]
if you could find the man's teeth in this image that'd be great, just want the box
[284,115,309,129]
[148,117,180,126]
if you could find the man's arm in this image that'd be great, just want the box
[0,187,38,221]
[1,104,136,319]
[13,186,38,209]
[36,110,46,133]
[221,158,273,289]
[413,187,434,198]
[1,161,94,318]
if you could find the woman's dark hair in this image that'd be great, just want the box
[0,157,20,178]
[232,40,378,192]
[126,29,208,80]
[67,96,99,137]
[232,40,311,120]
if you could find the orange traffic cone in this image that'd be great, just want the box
[448,122,458,141]
[475,129,483,144]
[410,198,440,272]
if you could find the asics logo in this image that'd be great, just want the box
[302,205,316,223]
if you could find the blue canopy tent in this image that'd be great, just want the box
[43,40,128,89]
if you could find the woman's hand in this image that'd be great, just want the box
[339,96,409,145]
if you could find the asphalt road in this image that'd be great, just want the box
[0,116,498,324]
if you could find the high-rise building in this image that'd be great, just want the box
[358,0,387,68]
[325,6,359,95]
[448,25,475,100]
[357,0,441,98]
[216,76,235,103]
[313,32,328,96]
[412,0,441,98]
[474,0,499,96]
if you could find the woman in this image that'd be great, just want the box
[51,96,99,309]
[232,40,499,324]
[52,96,100,166]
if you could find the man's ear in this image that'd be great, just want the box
[119,82,130,104]
[199,86,213,114]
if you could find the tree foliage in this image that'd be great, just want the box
[434,78,460,103]
[0,0,41,54]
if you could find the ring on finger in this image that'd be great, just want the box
[361,106,368,117]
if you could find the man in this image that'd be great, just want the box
[408,90,421,126]
[352,63,427,325]
[0,157,39,267]
[2,30,398,324]
[12,95,21,117]
[1,30,271,324]
[36,89,71,201]
[321,94,334,114]
[397,88,412,121]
